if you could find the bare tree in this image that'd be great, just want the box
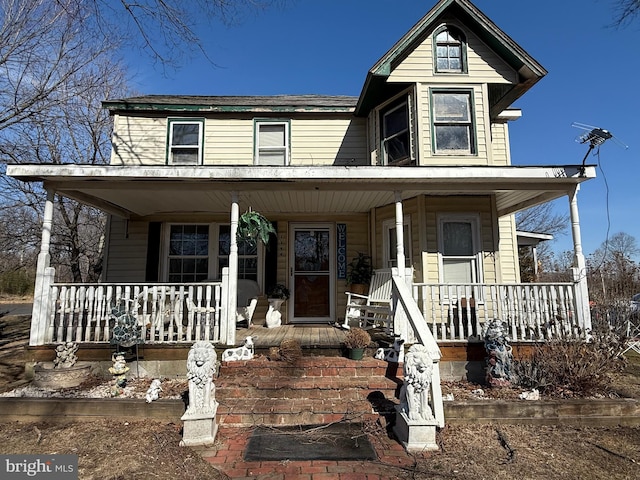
[0,61,130,283]
[610,0,640,27]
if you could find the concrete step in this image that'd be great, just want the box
[216,356,401,426]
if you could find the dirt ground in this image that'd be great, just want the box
[1,312,640,479]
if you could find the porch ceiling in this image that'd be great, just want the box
[7,164,596,219]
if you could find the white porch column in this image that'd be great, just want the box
[30,189,56,345]
[568,185,592,333]
[225,192,239,346]
[394,191,406,271]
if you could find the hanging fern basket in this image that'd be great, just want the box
[237,209,276,247]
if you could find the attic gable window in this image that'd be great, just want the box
[381,100,412,165]
[255,120,289,165]
[434,26,466,73]
[167,119,204,165]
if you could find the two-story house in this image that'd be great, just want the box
[8,0,595,371]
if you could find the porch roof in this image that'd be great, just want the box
[7,164,596,219]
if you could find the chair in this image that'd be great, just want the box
[236,279,260,327]
[342,269,393,332]
[621,313,640,356]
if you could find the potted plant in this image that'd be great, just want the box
[346,252,373,295]
[237,209,276,247]
[267,283,290,300]
[343,327,371,360]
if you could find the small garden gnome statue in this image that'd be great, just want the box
[483,318,514,387]
[181,341,219,446]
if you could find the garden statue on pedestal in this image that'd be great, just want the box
[181,341,219,446]
[266,283,289,328]
[483,318,514,387]
[394,343,440,452]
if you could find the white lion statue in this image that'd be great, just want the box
[185,341,217,415]
[398,343,433,422]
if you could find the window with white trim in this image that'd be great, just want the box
[382,217,412,268]
[432,90,475,155]
[217,225,259,281]
[438,215,482,284]
[167,119,204,165]
[167,224,210,282]
[255,120,289,165]
[434,26,466,73]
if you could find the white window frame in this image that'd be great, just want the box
[162,223,214,282]
[167,118,204,165]
[382,216,412,269]
[437,214,483,301]
[431,90,475,155]
[254,120,290,165]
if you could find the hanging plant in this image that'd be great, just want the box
[237,209,276,247]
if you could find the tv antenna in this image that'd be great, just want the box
[572,122,628,172]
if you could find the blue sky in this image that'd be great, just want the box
[125,0,640,258]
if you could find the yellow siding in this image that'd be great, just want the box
[291,118,367,166]
[110,115,166,165]
[498,214,520,283]
[104,218,148,282]
[388,20,517,84]
[110,114,367,166]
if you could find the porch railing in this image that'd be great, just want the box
[41,281,225,345]
[412,282,583,342]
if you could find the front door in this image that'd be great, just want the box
[289,224,334,323]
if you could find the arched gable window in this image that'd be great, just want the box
[434,25,466,73]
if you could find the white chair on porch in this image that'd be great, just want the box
[343,269,393,332]
[236,279,260,327]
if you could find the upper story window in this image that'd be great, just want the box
[167,119,204,165]
[381,99,412,165]
[431,90,475,155]
[255,120,289,165]
[434,26,466,73]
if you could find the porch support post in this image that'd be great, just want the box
[31,189,56,346]
[225,192,239,346]
[568,186,591,333]
[394,191,405,272]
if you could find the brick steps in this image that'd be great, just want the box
[216,356,401,427]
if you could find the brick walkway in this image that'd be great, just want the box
[202,425,420,479]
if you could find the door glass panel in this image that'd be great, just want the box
[293,229,331,319]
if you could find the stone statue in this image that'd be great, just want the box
[185,341,218,415]
[53,342,78,369]
[398,344,433,422]
[484,318,514,387]
[145,379,162,403]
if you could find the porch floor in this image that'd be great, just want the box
[234,323,348,351]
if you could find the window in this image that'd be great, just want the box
[432,91,475,154]
[383,217,412,268]
[255,121,289,165]
[438,215,482,284]
[434,26,466,73]
[167,119,203,165]
[167,224,210,282]
[217,225,258,281]
[381,100,411,165]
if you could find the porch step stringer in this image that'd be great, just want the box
[215,356,401,427]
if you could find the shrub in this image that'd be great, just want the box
[513,335,627,397]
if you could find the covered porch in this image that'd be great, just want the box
[6,163,596,349]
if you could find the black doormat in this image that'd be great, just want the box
[243,423,377,462]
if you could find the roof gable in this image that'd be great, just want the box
[355,0,547,116]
